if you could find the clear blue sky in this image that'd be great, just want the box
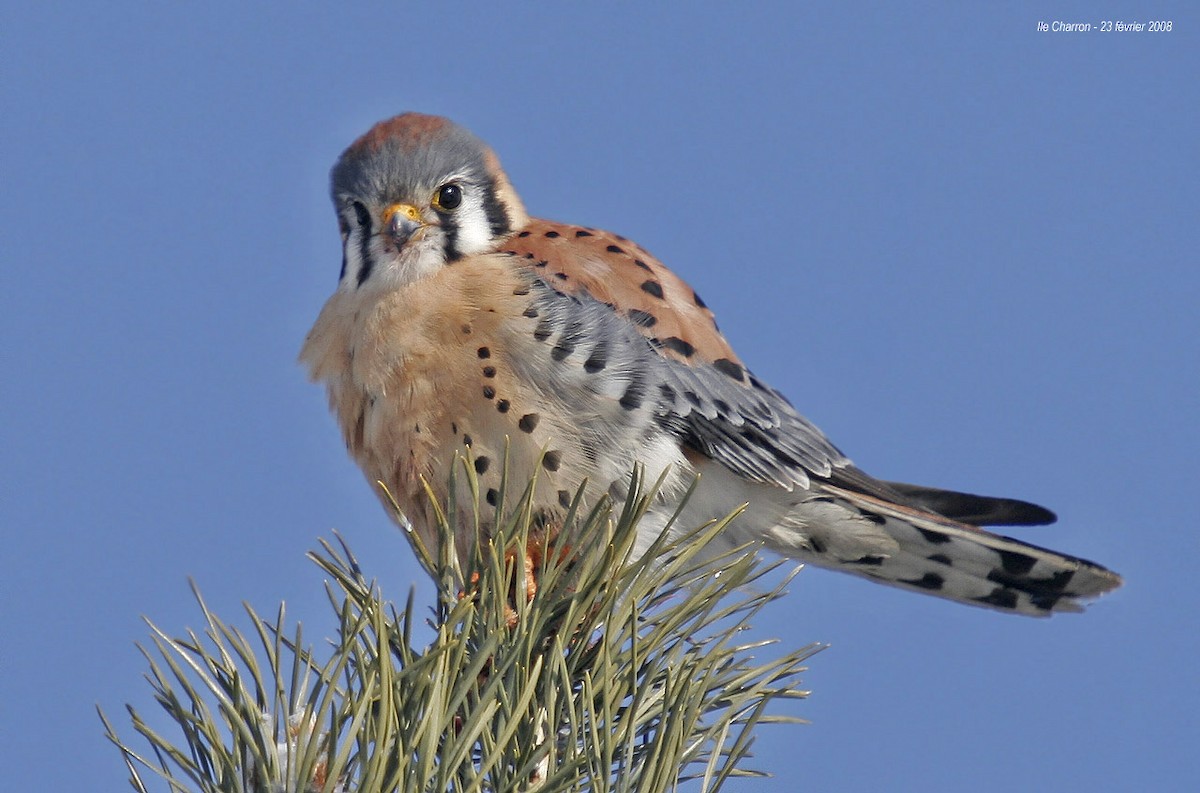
[4,3,1196,791]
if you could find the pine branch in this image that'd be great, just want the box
[102,461,822,792]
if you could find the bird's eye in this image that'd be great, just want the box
[351,201,371,227]
[433,183,463,211]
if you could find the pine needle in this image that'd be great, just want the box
[102,464,823,791]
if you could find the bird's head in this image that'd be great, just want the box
[330,113,529,289]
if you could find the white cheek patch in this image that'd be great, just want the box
[451,195,493,256]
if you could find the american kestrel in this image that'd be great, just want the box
[302,113,1122,616]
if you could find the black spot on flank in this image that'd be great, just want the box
[916,527,952,545]
[474,456,491,474]
[808,537,826,554]
[544,230,560,238]
[523,307,539,318]
[482,386,495,400]
[482,366,496,378]
[518,230,532,237]
[619,379,645,411]
[535,259,548,268]
[975,588,1019,610]
[551,337,576,361]
[712,358,746,382]
[558,489,572,508]
[628,309,658,328]
[477,347,491,359]
[633,259,652,271]
[927,553,953,566]
[496,399,510,413]
[533,317,555,341]
[486,488,498,506]
[524,252,535,259]
[463,434,473,446]
[712,399,731,414]
[660,337,696,357]
[451,422,458,435]
[555,272,569,280]
[693,291,708,309]
[996,548,1037,576]
[658,383,676,402]
[640,280,665,299]
[575,229,593,237]
[513,286,530,295]
[850,555,885,566]
[606,244,624,254]
[583,341,608,373]
[683,390,702,407]
[542,451,562,471]
[903,572,945,590]
[518,413,539,433]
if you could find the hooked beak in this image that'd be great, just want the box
[381,203,428,247]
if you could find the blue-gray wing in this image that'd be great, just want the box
[512,273,856,491]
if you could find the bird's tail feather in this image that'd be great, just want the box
[813,484,1122,616]
[879,480,1057,526]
